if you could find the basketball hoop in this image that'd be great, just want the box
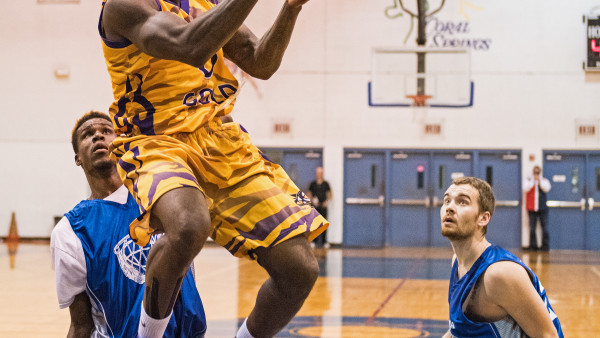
[406,94,432,107]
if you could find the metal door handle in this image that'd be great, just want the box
[432,196,442,207]
[589,198,600,211]
[345,195,385,207]
[547,199,586,211]
[495,200,519,207]
[391,198,430,207]
[345,198,380,205]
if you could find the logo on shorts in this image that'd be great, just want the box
[113,234,161,284]
[292,191,312,206]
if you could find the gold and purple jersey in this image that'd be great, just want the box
[99,0,239,136]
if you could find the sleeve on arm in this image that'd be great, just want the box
[540,178,551,192]
[50,217,87,309]
[523,177,533,191]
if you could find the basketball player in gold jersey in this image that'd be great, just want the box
[99,0,328,337]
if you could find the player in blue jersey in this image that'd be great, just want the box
[50,111,207,337]
[440,177,563,338]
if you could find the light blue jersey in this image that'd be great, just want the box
[448,245,563,338]
[65,191,206,337]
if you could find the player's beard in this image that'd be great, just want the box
[441,216,478,241]
[91,159,117,178]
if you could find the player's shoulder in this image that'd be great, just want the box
[51,216,72,243]
[103,0,159,21]
[50,216,83,255]
[483,260,530,293]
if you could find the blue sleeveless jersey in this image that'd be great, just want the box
[448,245,563,338]
[66,193,206,338]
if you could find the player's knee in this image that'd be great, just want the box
[169,209,211,254]
[298,257,319,291]
[281,254,319,299]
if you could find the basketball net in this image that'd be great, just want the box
[406,94,432,107]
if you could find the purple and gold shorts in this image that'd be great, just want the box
[110,119,328,258]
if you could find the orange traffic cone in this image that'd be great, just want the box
[7,211,19,269]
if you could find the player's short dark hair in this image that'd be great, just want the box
[452,177,496,235]
[452,177,495,235]
[71,111,112,153]
[452,176,495,216]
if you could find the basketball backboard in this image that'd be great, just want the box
[368,47,473,108]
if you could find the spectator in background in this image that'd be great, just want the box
[523,165,551,251]
[308,167,332,248]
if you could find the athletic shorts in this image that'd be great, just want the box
[110,118,328,258]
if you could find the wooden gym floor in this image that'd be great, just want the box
[1,242,599,337]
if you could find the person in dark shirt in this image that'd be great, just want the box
[308,167,332,248]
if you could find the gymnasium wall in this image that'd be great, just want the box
[1,0,599,242]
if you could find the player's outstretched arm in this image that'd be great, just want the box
[223,0,310,79]
[67,292,94,338]
[102,0,258,68]
[484,262,559,338]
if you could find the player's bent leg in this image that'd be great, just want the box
[144,187,211,320]
[246,234,319,338]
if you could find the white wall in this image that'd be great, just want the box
[1,1,113,237]
[1,0,599,241]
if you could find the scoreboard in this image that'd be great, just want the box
[586,16,600,71]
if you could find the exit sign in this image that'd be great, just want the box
[585,16,600,70]
[575,119,599,141]
[579,125,596,136]
[273,123,290,134]
[423,121,444,137]
[424,124,442,135]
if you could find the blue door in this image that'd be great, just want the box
[388,151,430,247]
[281,150,322,193]
[477,152,521,249]
[259,148,322,194]
[431,152,474,247]
[343,151,386,247]
[586,153,600,250]
[543,153,586,250]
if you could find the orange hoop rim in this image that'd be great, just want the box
[406,94,432,107]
